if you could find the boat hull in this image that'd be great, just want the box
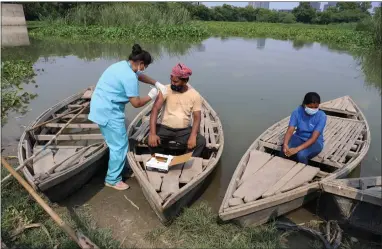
[316,192,382,236]
[17,87,108,202]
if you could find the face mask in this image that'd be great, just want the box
[305,107,319,115]
[137,64,145,74]
[171,84,183,92]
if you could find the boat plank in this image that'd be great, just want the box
[160,163,184,197]
[33,149,54,175]
[54,148,89,172]
[142,155,164,192]
[337,124,365,162]
[324,121,358,160]
[238,150,273,186]
[205,111,216,147]
[233,156,296,202]
[262,163,305,198]
[179,157,203,184]
[280,166,320,193]
[45,123,99,129]
[36,134,103,140]
[228,198,244,207]
[53,148,77,164]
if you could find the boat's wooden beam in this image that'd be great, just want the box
[333,176,381,189]
[36,134,103,140]
[44,123,99,129]
[320,182,382,207]
[68,104,86,109]
[60,114,89,119]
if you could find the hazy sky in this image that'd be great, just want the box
[202,2,381,11]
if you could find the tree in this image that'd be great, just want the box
[292,2,316,23]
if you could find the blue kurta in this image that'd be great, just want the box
[89,61,141,185]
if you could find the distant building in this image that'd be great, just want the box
[278,9,293,13]
[309,2,321,11]
[248,2,270,9]
[323,2,337,11]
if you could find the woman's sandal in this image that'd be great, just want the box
[105,181,130,190]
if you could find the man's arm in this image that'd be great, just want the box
[191,111,201,138]
[150,92,164,135]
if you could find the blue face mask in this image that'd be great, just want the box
[305,107,319,115]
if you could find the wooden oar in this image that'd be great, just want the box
[1,103,90,183]
[1,157,99,249]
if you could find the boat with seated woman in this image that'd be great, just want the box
[219,96,370,227]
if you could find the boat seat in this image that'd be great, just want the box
[259,116,367,169]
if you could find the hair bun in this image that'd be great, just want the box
[132,44,142,55]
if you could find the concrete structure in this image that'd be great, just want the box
[1,3,26,26]
[1,3,30,47]
[248,2,270,9]
[309,2,321,11]
[323,1,337,11]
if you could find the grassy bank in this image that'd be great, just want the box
[0,159,125,249]
[204,21,374,49]
[28,21,375,49]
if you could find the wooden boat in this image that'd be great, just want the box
[219,96,371,227]
[17,87,108,202]
[127,85,224,224]
[318,176,381,235]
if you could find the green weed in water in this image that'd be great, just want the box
[1,60,38,126]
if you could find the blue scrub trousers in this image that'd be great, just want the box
[280,134,323,164]
[99,119,128,185]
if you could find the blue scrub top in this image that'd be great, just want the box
[289,106,327,147]
[88,60,141,126]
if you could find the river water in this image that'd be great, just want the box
[2,36,381,218]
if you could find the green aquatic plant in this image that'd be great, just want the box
[1,60,38,125]
[204,22,374,49]
[29,24,209,42]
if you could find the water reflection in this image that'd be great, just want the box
[354,50,382,94]
[256,38,266,50]
[1,38,205,62]
[1,26,30,47]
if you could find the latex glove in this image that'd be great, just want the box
[155,81,167,96]
[148,87,159,100]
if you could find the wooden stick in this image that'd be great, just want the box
[1,103,90,183]
[1,157,99,249]
[26,103,88,132]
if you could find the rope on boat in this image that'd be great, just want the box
[276,220,343,249]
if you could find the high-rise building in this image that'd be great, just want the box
[309,2,321,11]
[248,2,270,9]
[323,2,337,11]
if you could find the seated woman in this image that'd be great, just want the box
[280,92,327,164]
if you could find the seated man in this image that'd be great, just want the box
[147,63,206,157]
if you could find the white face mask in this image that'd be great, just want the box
[305,107,319,115]
[137,64,145,74]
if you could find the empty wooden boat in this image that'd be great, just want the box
[127,85,224,224]
[17,87,108,202]
[318,176,381,235]
[219,96,370,227]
